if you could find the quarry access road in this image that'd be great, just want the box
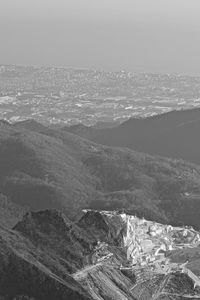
[73,262,103,280]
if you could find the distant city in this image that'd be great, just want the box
[1,65,200,126]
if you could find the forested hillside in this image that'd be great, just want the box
[65,108,200,165]
[1,120,200,228]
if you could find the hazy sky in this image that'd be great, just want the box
[1,0,200,74]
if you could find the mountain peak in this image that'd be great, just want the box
[14,209,80,242]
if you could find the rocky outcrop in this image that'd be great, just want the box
[14,210,97,273]
[1,209,200,300]
[78,210,125,246]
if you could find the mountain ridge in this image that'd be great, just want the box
[2,119,200,229]
[64,107,200,165]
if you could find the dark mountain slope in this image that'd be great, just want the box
[145,119,200,163]
[2,121,200,227]
[0,124,96,214]
[14,210,97,273]
[14,119,52,135]
[0,224,92,300]
[0,193,26,228]
[10,210,138,300]
[65,108,200,164]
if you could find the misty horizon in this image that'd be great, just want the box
[1,0,200,75]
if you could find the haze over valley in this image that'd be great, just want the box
[1,65,200,126]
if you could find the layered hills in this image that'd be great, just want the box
[65,107,200,165]
[1,115,200,299]
[1,120,200,228]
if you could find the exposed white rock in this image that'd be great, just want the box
[88,210,200,270]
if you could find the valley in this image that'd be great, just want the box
[1,79,200,299]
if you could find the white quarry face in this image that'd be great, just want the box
[120,213,200,269]
[96,210,200,272]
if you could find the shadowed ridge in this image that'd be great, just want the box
[0,193,26,228]
[65,107,200,165]
[0,224,92,300]
[14,119,54,135]
[78,210,125,246]
[14,209,97,273]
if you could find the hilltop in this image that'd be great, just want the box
[65,107,200,165]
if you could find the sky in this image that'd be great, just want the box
[0,0,200,75]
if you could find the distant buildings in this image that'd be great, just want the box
[1,65,200,126]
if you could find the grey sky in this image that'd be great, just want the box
[0,0,200,74]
